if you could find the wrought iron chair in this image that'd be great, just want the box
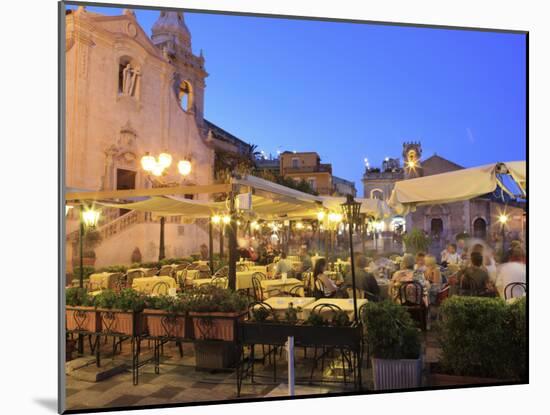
[504,282,527,300]
[158,265,175,278]
[210,276,228,289]
[237,263,249,272]
[197,264,212,279]
[251,276,265,302]
[284,284,304,297]
[302,271,314,296]
[126,270,145,289]
[398,281,427,331]
[308,303,352,384]
[151,281,170,296]
[214,265,229,278]
[145,268,159,277]
[313,278,327,299]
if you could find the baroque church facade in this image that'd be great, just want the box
[363,142,524,255]
[65,7,218,268]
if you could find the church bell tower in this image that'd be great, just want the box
[402,141,423,179]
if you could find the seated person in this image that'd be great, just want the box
[496,246,526,298]
[457,251,494,297]
[299,246,313,271]
[274,252,293,277]
[440,243,459,266]
[314,258,345,298]
[391,254,429,304]
[344,254,380,301]
[414,252,427,272]
[424,254,442,303]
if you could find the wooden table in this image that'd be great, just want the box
[132,276,176,294]
[302,298,368,320]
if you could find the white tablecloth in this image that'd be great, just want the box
[132,276,176,293]
[302,298,368,320]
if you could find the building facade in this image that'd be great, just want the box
[65,7,218,268]
[362,142,525,256]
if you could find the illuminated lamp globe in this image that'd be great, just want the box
[211,215,221,224]
[317,211,325,221]
[498,214,509,225]
[158,152,173,168]
[141,153,156,172]
[222,215,231,224]
[82,208,101,228]
[151,163,165,177]
[178,160,192,176]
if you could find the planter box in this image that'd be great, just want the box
[143,309,186,339]
[98,309,143,336]
[239,321,362,350]
[66,306,101,333]
[194,342,240,370]
[372,357,423,390]
[190,311,246,341]
[427,364,512,386]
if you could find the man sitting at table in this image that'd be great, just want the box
[440,243,459,266]
[299,246,312,271]
[457,251,494,297]
[274,252,293,277]
[344,254,380,301]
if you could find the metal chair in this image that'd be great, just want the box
[504,282,527,300]
[197,264,212,279]
[237,263,249,272]
[314,278,327,299]
[151,281,170,295]
[308,303,352,384]
[126,270,145,288]
[158,265,175,278]
[251,276,265,302]
[210,276,228,289]
[145,268,159,277]
[214,265,229,278]
[398,281,427,331]
[285,284,304,297]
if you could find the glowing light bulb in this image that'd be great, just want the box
[151,163,164,177]
[211,215,221,224]
[158,152,173,168]
[222,215,231,224]
[178,160,192,176]
[141,153,156,172]
[317,211,325,221]
[82,208,101,227]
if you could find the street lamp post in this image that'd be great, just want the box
[341,195,361,322]
[77,205,100,354]
[140,151,192,261]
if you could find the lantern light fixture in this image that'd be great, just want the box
[317,211,326,221]
[158,151,173,168]
[211,215,221,224]
[222,215,231,225]
[178,159,192,176]
[82,207,101,228]
[141,152,156,172]
[498,213,509,225]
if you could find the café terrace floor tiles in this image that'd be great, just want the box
[66,331,438,410]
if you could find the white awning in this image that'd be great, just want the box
[388,161,526,214]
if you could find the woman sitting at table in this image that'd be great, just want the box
[424,254,442,303]
[314,258,346,298]
[391,254,430,303]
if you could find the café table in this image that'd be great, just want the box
[261,278,303,298]
[302,298,368,320]
[257,296,316,319]
[89,272,119,290]
[132,276,176,294]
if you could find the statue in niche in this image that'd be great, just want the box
[121,63,140,96]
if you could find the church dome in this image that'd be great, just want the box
[151,11,191,54]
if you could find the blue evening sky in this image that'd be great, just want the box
[68,5,526,193]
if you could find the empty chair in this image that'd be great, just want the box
[158,265,175,278]
[151,281,170,296]
[504,282,527,300]
[398,281,427,331]
[126,270,145,288]
[197,264,212,279]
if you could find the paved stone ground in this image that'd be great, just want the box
[65,332,442,411]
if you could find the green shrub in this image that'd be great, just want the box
[145,295,187,314]
[361,300,421,360]
[66,287,95,307]
[403,228,431,255]
[186,286,248,313]
[437,296,526,380]
[95,289,145,312]
[96,265,127,273]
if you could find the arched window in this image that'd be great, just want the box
[118,57,140,97]
[178,80,193,111]
[473,218,487,239]
[371,189,384,200]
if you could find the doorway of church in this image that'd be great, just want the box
[116,168,136,216]
[473,217,487,240]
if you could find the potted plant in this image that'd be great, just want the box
[66,287,100,333]
[143,295,188,338]
[402,228,431,255]
[95,289,145,336]
[430,296,526,386]
[362,301,422,390]
[188,286,248,341]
